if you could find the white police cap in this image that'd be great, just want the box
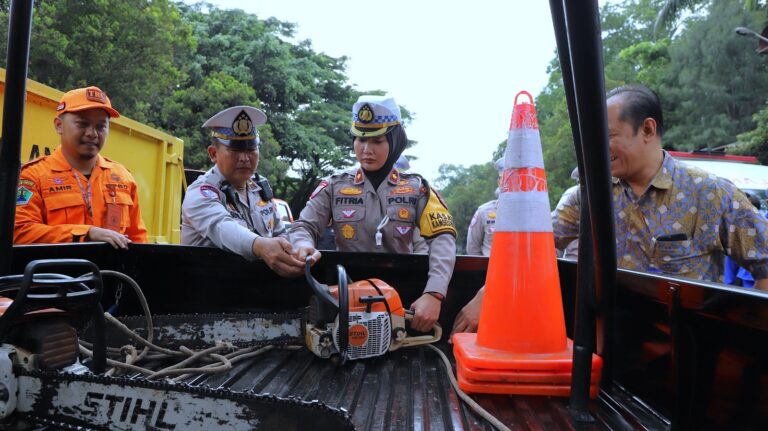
[202,106,267,149]
[351,95,401,137]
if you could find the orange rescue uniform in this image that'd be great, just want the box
[14,147,147,244]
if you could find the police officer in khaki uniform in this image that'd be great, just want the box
[465,159,504,256]
[182,106,304,277]
[291,95,457,332]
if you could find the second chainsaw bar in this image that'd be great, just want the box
[107,312,304,349]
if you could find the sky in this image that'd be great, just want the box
[204,1,562,183]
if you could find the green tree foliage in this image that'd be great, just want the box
[0,1,412,214]
[0,0,194,124]
[435,162,499,254]
[660,1,768,150]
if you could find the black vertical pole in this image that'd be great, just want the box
[561,0,618,390]
[0,0,34,275]
[548,0,599,421]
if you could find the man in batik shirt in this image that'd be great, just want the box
[553,84,768,290]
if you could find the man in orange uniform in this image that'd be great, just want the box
[14,86,147,249]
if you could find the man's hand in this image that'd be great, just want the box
[86,227,131,250]
[755,278,768,291]
[450,287,485,337]
[252,237,305,277]
[410,293,442,332]
[293,245,322,266]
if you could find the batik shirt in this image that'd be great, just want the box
[552,152,768,282]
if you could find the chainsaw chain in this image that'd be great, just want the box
[16,367,355,430]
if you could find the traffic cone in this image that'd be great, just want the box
[452,91,602,397]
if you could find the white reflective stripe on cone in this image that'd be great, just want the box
[495,191,553,232]
[503,129,544,169]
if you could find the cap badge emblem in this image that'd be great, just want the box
[357,104,374,124]
[85,88,107,103]
[232,111,254,136]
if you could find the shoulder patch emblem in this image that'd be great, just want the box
[341,224,356,240]
[18,179,35,188]
[390,186,416,195]
[310,180,329,200]
[339,187,363,196]
[199,185,220,200]
[396,226,412,235]
[16,186,33,205]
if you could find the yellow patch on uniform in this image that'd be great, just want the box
[391,186,416,195]
[488,212,496,219]
[257,200,268,207]
[339,187,363,195]
[419,190,456,238]
[18,179,35,187]
[341,224,356,239]
[397,179,410,186]
[399,207,409,219]
[268,218,274,229]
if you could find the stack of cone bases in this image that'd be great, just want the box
[452,91,602,397]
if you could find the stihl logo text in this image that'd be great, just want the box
[83,392,175,429]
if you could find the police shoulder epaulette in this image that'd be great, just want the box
[329,170,354,181]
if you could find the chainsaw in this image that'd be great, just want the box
[302,257,442,363]
[0,257,441,430]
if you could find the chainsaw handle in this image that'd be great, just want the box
[402,311,443,347]
[304,256,338,310]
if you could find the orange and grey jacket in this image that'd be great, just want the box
[14,147,147,244]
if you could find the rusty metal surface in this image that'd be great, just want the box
[157,343,656,431]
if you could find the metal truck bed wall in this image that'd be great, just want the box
[8,243,767,429]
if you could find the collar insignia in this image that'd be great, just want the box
[388,169,399,184]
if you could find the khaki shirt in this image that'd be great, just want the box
[466,200,498,256]
[290,167,457,296]
[182,166,286,260]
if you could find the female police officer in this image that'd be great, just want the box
[290,96,457,332]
